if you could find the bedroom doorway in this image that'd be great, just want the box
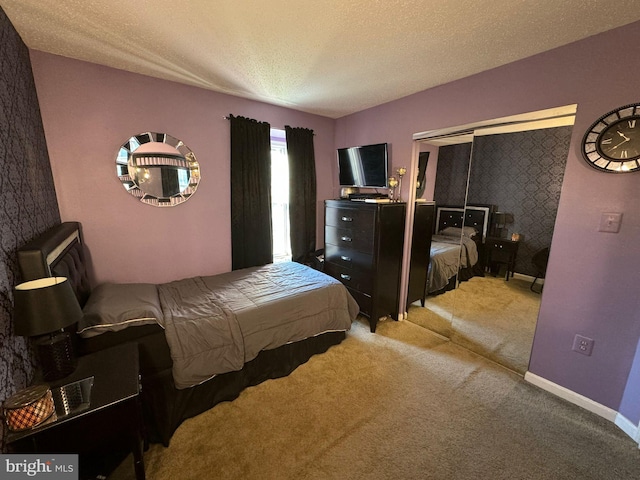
[271,128,291,262]
[404,105,576,374]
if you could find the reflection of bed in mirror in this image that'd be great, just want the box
[17,222,358,446]
[427,205,492,295]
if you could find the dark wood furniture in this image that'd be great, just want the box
[6,343,145,480]
[486,236,520,281]
[324,199,405,332]
[407,202,435,307]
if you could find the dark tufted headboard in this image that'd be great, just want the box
[435,204,493,242]
[17,222,91,307]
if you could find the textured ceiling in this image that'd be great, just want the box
[3,0,640,118]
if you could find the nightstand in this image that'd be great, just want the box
[6,342,145,480]
[486,237,519,281]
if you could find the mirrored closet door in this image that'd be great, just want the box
[405,105,576,374]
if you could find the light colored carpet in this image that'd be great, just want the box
[111,317,640,480]
[409,275,540,374]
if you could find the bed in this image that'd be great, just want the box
[17,222,359,446]
[426,205,492,295]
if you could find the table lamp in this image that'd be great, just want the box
[492,212,514,238]
[13,277,83,381]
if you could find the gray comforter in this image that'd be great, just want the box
[428,235,479,293]
[157,262,359,389]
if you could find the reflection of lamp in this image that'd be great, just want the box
[388,176,398,201]
[396,167,407,202]
[14,277,82,381]
[492,212,514,238]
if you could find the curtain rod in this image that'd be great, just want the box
[224,116,314,134]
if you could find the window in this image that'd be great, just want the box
[271,129,291,262]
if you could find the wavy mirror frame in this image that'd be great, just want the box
[116,132,201,207]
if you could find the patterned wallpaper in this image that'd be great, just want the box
[434,127,572,277]
[468,127,572,276]
[0,6,61,445]
[433,142,471,206]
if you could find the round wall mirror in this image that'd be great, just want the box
[116,132,201,207]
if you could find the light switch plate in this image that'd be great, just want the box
[599,212,622,233]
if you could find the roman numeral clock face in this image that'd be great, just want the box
[582,103,640,173]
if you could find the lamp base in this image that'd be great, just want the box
[34,331,77,381]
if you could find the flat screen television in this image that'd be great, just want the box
[337,143,388,188]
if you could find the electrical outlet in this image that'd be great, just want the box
[572,334,594,356]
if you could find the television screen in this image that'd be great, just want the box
[337,143,388,188]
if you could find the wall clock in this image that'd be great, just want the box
[582,103,640,173]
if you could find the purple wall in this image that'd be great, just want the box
[335,22,640,420]
[29,52,335,285]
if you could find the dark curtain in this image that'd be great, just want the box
[161,167,179,197]
[285,126,316,264]
[230,115,273,270]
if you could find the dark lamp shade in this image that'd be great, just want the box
[494,212,514,225]
[14,277,82,337]
[494,212,507,225]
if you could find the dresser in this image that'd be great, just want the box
[406,202,435,308]
[324,199,405,332]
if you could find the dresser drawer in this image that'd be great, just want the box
[325,244,373,272]
[345,287,372,317]
[325,226,375,253]
[488,239,517,252]
[487,238,518,262]
[326,206,375,229]
[324,262,373,295]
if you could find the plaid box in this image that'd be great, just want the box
[3,385,55,431]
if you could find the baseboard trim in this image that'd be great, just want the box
[525,372,640,446]
[513,272,544,285]
[615,413,640,445]
[524,371,622,420]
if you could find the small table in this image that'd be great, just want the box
[6,342,145,480]
[486,237,519,281]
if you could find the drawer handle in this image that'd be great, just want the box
[340,255,352,262]
[341,236,352,242]
[341,216,353,222]
[340,274,351,281]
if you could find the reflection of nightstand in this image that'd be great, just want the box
[6,343,145,480]
[486,237,519,281]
